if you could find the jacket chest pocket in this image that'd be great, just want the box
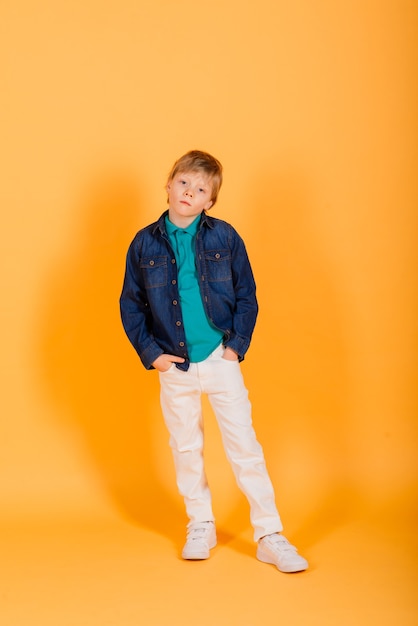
[204,249,232,282]
[140,256,168,288]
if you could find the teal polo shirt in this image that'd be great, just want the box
[165,214,223,362]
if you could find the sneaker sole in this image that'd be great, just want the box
[256,547,308,573]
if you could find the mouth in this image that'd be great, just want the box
[180,200,191,206]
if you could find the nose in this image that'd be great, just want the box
[184,187,193,197]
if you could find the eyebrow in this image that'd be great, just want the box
[177,173,210,187]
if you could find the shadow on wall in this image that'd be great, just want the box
[36,168,255,548]
[240,165,355,546]
[36,170,184,538]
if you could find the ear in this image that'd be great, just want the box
[204,200,213,211]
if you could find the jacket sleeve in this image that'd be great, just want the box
[225,228,259,359]
[119,235,164,369]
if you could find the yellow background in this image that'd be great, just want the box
[1,1,417,624]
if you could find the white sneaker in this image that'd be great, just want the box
[182,521,217,560]
[257,534,308,573]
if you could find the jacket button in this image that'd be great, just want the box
[149,260,155,266]
[171,258,176,264]
[179,342,185,347]
[176,321,181,326]
[173,300,178,305]
[215,253,220,259]
[172,279,177,285]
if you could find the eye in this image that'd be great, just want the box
[199,188,206,193]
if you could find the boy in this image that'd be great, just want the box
[120,150,308,573]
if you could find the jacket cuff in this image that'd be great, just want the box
[140,342,164,370]
[224,335,249,361]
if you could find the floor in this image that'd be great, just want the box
[1,497,416,626]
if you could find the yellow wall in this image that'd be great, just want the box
[1,1,416,522]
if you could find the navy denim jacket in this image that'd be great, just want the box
[120,210,258,370]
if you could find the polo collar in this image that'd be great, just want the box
[154,210,214,235]
[165,213,201,237]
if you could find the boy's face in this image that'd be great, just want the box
[166,170,213,228]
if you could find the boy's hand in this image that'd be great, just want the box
[222,347,239,361]
[152,354,185,372]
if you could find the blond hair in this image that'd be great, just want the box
[166,150,223,206]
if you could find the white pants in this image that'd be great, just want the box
[158,344,283,541]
